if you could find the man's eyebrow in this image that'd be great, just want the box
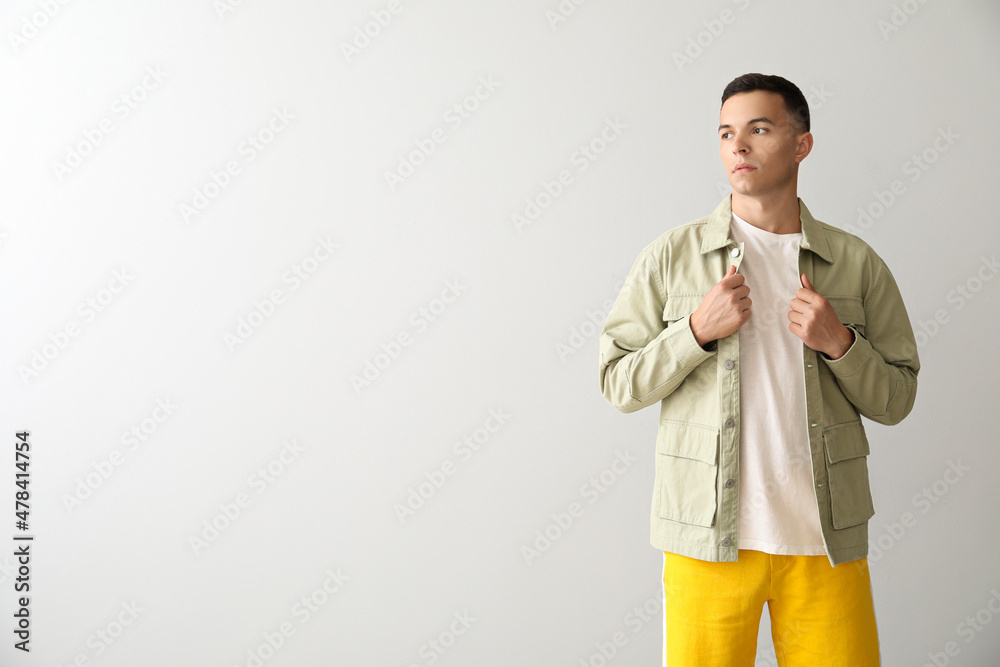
[718,117,775,132]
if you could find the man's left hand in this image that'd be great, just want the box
[788,274,855,360]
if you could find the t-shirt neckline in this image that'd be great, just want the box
[731,211,802,241]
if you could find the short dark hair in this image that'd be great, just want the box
[721,73,810,134]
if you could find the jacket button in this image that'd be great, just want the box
[724,478,735,488]
[721,538,732,547]
[730,247,740,258]
[724,359,735,370]
[724,418,735,428]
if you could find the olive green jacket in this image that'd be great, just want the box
[598,194,919,566]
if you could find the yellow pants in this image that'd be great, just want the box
[662,549,880,666]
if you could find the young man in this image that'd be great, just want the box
[598,73,919,665]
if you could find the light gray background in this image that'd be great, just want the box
[2,0,998,665]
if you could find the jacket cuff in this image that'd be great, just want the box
[821,324,870,376]
[664,314,717,366]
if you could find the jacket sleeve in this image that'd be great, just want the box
[821,256,920,425]
[599,244,716,414]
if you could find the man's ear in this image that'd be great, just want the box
[794,132,813,164]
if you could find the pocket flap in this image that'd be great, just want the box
[658,420,719,465]
[823,420,870,464]
[662,294,705,322]
[828,297,866,327]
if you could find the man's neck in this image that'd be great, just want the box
[731,191,801,235]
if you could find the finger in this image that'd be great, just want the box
[794,287,814,303]
[800,273,814,291]
[723,272,745,289]
[724,265,736,279]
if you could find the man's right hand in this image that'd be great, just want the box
[689,265,752,348]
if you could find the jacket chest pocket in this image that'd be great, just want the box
[828,297,866,335]
[655,420,719,527]
[663,292,705,322]
[662,294,707,323]
[823,420,875,529]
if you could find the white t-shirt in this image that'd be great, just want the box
[728,210,826,555]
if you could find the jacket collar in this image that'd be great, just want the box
[700,194,834,264]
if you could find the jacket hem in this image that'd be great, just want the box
[651,532,870,568]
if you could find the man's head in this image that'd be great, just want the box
[718,73,813,199]
[722,73,810,135]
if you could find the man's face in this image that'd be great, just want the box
[718,90,809,197]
